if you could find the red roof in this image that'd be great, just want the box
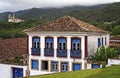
[24,16,109,33]
[0,37,28,61]
[110,36,120,40]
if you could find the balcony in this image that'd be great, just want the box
[44,48,54,56]
[31,48,40,55]
[57,49,67,57]
[70,50,81,58]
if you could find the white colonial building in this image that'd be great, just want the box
[24,16,109,76]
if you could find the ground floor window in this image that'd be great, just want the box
[31,60,39,70]
[73,63,81,71]
[61,62,68,72]
[92,64,100,69]
[51,61,58,71]
[42,61,48,70]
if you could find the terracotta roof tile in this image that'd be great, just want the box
[0,37,28,61]
[110,36,120,40]
[24,16,109,33]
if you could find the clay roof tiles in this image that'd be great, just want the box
[0,37,28,61]
[24,16,109,33]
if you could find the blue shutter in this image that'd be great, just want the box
[73,64,81,71]
[32,60,38,69]
[98,38,101,47]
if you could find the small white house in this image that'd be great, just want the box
[0,37,28,78]
[24,16,110,76]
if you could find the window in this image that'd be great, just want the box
[32,37,40,48]
[71,38,81,50]
[102,37,103,46]
[61,62,68,72]
[45,37,53,49]
[31,60,39,69]
[105,37,107,45]
[42,61,48,70]
[98,38,101,47]
[58,37,67,50]
[51,62,58,71]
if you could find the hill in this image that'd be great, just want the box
[0,2,120,39]
[28,65,120,78]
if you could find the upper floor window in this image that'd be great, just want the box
[98,38,101,48]
[32,37,40,48]
[105,37,107,45]
[45,37,53,49]
[58,37,67,50]
[102,37,103,46]
[71,38,81,50]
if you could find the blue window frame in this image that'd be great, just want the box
[52,62,58,71]
[73,63,81,71]
[32,60,39,69]
[71,38,81,50]
[58,37,67,50]
[98,38,101,47]
[45,37,53,49]
[33,37,40,48]
[61,62,68,72]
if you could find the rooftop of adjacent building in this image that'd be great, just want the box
[0,37,28,65]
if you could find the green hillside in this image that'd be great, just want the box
[28,65,120,78]
[0,2,120,39]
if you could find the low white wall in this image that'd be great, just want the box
[0,63,27,78]
[108,59,120,66]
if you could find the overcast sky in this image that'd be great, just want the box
[0,0,120,13]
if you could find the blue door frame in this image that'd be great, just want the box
[73,63,81,71]
[12,68,23,78]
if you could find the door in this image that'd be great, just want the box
[92,64,100,69]
[13,68,23,78]
[61,62,68,72]
[73,63,81,71]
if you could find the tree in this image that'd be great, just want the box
[92,46,117,63]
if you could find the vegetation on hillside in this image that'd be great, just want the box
[0,2,120,39]
[0,20,45,39]
[28,65,120,78]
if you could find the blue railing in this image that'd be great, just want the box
[70,50,81,58]
[57,49,67,57]
[44,48,54,56]
[31,48,40,55]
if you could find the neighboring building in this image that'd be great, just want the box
[0,37,28,78]
[24,16,110,76]
[8,13,24,23]
[110,36,120,47]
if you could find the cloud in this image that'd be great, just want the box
[0,0,120,13]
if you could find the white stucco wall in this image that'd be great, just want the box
[108,59,120,66]
[0,63,27,78]
[88,34,109,57]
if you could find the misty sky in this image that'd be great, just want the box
[0,0,120,13]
